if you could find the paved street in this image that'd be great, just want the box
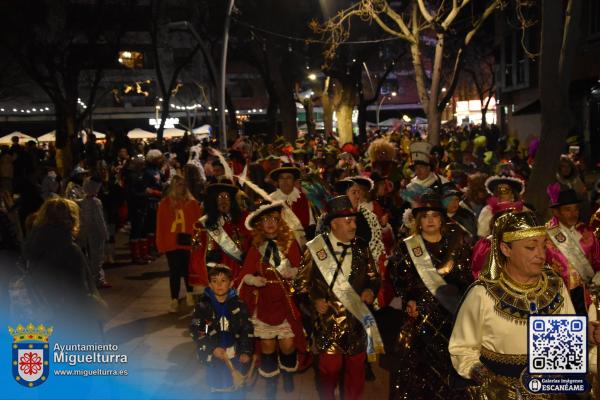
[100,237,389,399]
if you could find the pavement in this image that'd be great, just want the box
[100,235,390,399]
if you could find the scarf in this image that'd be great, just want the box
[205,287,236,348]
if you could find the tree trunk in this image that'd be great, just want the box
[55,108,77,178]
[303,98,317,137]
[481,107,488,128]
[322,77,334,136]
[524,0,582,217]
[357,99,368,144]
[278,88,297,142]
[335,78,356,145]
[266,94,278,138]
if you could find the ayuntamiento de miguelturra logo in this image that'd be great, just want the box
[9,323,52,388]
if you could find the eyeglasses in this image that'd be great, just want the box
[261,216,280,223]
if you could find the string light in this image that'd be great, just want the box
[0,105,52,114]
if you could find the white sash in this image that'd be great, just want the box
[282,206,307,248]
[307,235,384,360]
[199,215,243,262]
[404,234,460,313]
[547,225,594,282]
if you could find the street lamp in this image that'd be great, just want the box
[308,73,317,81]
[376,91,397,129]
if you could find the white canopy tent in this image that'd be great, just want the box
[127,128,155,139]
[163,128,186,138]
[192,124,211,135]
[80,130,106,139]
[0,131,36,144]
[379,118,403,127]
[37,130,106,143]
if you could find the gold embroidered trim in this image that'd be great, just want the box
[502,226,547,242]
[480,347,527,365]
[480,268,564,323]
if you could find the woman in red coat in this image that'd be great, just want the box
[236,201,306,399]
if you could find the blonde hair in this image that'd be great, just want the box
[167,175,194,203]
[34,197,80,237]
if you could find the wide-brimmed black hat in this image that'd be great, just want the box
[334,176,374,195]
[412,193,445,216]
[269,164,301,181]
[323,195,359,225]
[245,201,284,230]
[440,182,462,200]
[205,179,239,198]
[485,175,525,196]
[549,188,581,208]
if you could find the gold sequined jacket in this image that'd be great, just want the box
[294,236,380,355]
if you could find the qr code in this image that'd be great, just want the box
[529,315,587,374]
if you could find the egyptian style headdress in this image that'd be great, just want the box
[482,211,547,280]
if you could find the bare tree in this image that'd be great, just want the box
[312,0,504,144]
[0,0,133,175]
[524,0,583,215]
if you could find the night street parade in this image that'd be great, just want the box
[3,0,600,399]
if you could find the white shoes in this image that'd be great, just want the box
[169,298,179,313]
[186,292,195,307]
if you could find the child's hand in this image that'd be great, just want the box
[213,347,226,360]
[239,354,251,363]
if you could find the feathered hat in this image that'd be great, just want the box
[244,201,285,231]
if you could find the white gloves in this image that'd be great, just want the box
[279,266,298,280]
[243,274,266,287]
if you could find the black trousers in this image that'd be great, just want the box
[165,250,192,299]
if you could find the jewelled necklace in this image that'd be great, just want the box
[499,272,546,314]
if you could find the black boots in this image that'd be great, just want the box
[259,352,279,399]
[279,351,297,393]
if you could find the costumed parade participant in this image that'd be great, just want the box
[477,173,526,238]
[545,185,600,315]
[471,200,523,279]
[295,195,383,400]
[407,141,448,190]
[441,181,478,243]
[235,201,306,398]
[189,179,249,288]
[449,211,577,399]
[156,175,202,312]
[386,193,472,399]
[189,265,254,396]
[333,176,386,269]
[269,164,316,246]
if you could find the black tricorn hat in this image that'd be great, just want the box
[205,178,239,198]
[333,176,374,195]
[324,195,359,225]
[268,164,301,181]
[412,193,445,216]
[549,188,581,208]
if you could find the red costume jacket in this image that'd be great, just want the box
[188,213,250,286]
[236,239,307,352]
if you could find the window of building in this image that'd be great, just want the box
[380,80,398,95]
[499,30,529,92]
[118,51,144,69]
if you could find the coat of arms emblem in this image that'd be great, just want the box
[9,323,53,388]
[316,249,328,260]
[412,246,423,257]
[555,232,567,243]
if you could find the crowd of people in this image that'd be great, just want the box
[4,123,600,399]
